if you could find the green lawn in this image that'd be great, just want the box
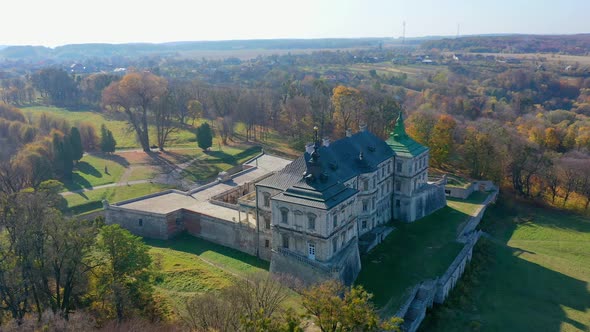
[22,106,198,149]
[64,154,126,191]
[356,193,493,313]
[420,198,590,332]
[447,191,490,216]
[145,233,270,306]
[127,165,158,181]
[181,145,262,183]
[64,183,174,215]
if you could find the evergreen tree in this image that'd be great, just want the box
[196,122,213,151]
[52,131,74,180]
[69,126,84,162]
[100,124,116,153]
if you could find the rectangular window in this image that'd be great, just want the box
[396,161,402,172]
[363,180,369,191]
[341,232,346,246]
[396,200,401,207]
[362,220,367,229]
[281,209,288,224]
[308,215,316,230]
[265,239,270,248]
[395,181,401,191]
[362,200,368,212]
[265,217,271,229]
[138,218,143,227]
[333,215,338,228]
[282,234,289,249]
[263,193,270,207]
[332,238,338,253]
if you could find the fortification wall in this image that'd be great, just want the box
[104,205,182,240]
[270,239,361,286]
[183,210,258,257]
[445,180,496,199]
[395,190,497,332]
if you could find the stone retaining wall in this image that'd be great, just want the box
[445,180,496,199]
[395,190,497,332]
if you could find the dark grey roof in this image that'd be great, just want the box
[257,130,393,191]
[257,130,394,210]
[256,155,307,190]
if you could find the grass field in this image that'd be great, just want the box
[64,182,174,214]
[356,191,490,313]
[64,154,126,191]
[181,145,262,183]
[447,191,489,216]
[420,197,590,332]
[145,233,270,310]
[22,106,198,149]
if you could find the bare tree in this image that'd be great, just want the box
[209,87,239,145]
[102,72,167,152]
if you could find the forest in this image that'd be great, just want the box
[0,35,590,329]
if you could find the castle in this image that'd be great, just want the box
[104,113,446,285]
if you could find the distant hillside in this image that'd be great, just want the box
[422,34,590,55]
[0,38,395,61]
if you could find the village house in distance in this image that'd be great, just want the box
[103,113,447,285]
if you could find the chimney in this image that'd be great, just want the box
[322,138,330,147]
[305,143,315,154]
[359,124,368,132]
[346,128,352,137]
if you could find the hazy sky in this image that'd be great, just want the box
[2,0,589,47]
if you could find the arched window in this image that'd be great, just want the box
[263,192,271,207]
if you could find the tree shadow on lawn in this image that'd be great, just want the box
[420,196,590,331]
[63,173,93,192]
[481,196,590,241]
[75,161,102,178]
[356,205,472,309]
[419,238,590,332]
[160,150,194,164]
[101,153,130,168]
[145,232,270,272]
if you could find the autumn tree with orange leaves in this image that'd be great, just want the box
[102,72,167,152]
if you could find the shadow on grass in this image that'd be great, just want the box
[101,153,130,168]
[446,190,489,205]
[75,161,102,178]
[482,195,590,240]
[419,238,590,332]
[160,150,194,164]
[420,195,590,332]
[356,205,471,308]
[145,232,270,271]
[63,173,93,192]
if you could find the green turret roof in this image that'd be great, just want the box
[386,112,428,158]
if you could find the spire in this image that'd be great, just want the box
[391,111,407,139]
[311,126,320,163]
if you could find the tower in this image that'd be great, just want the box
[402,21,406,44]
